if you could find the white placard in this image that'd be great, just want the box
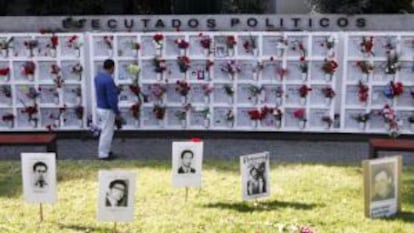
[240,152,270,201]
[97,171,136,222]
[363,156,402,218]
[172,141,203,188]
[21,153,57,204]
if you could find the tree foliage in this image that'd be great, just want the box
[307,0,414,14]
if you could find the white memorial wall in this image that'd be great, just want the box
[1,31,413,134]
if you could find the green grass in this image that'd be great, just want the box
[0,160,413,233]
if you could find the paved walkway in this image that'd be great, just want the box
[1,137,413,164]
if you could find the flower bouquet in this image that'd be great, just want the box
[225,109,235,128]
[247,108,266,128]
[204,60,214,80]
[0,36,14,57]
[242,35,258,56]
[252,61,263,81]
[48,105,67,128]
[71,63,83,81]
[291,40,306,57]
[22,61,36,81]
[24,39,38,57]
[298,85,312,105]
[321,86,335,105]
[321,59,338,82]
[149,83,166,104]
[103,35,114,57]
[153,104,166,127]
[0,67,10,81]
[75,105,84,127]
[153,34,164,55]
[226,35,236,56]
[153,56,166,80]
[277,66,288,81]
[379,105,400,137]
[276,37,288,57]
[131,41,140,57]
[321,116,333,130]
[25,86,40,103]
[248,84,264,104]
[383,81,403,104]
[47,34,58,57]
[177,56,190,73]
[175,39,189,56]
[321,35,336,58]
[50,64,61,78]
[299,56,308,81]
[293,108,307,129]
[385,49,400,75]
[360,36,374,56]
[175,104,191,128]
[2,113,14,128]
[274,86,284,106]
[71,86,82,105]
[20,102,38,128]
[198,107,211,128]
[272,107,283,128]
[127,63,141,81]
[353,112,371,130]
[1,85,12,105]
[202,84,213,104]
[358,81,369,105]
[130,102,141,126]
[67,35,83,57]
[199,34,212,56]
[224,84,234,104]
[221,60,240,80]
[176,80,191,103]
[356,60,374,82]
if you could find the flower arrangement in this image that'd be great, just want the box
[149,83,167,101]
[272,107,283,121]
[24,39,38,57]
[67,35,82,56]
[175,39,190,50]
[175,104,191,122]
[379,105,400,137]
[353,112,371,123]
[177,56,190,73]
[47,34,59,55]
[226,35,236,49]
[48,105,67,125]
[153,34,164,50]
[385,49,399,74]
[293,109,307,128]
[50,64,60,75]
[20,102,38,126]
[22,61,36,78]
[321,116,333,128]
[205,60,214,72]
[276,37,288,56]
[274,86,284,98]
[127,63,141,78]
[242,35,257,54]
[383,81,403,99]
[53,75,64,88]
[299,56,308,74]
[322,59,338,75]
[71,86,81,98]
[199,34,211,51]
[25,87,40,100]
[291,40,306,57]
[130,102,140,120]
[248,84,264,101]
[153,56,167,73]
[277,67,288,80]
[176,80,191,97]
[202,84,213,96]
[71,63,83,80]
[321,35,336,50]
[360,36,374,56]
[225,109,235,124]
[358,81,369,103]
[0,36,14,52]
[131,41,140,51]
[221,60,240,77]
[2,113,14,127]
[356,60,374,74]
[153,104,166,120]
[298,85,312,98]
[199,107,210,119]
[248,107,269,121]
[0,67,10,80]
[1,85,11,98]
[224,84,234,96]
[103,36,113,50]
[75,105,84,120]
[321,87,336,99]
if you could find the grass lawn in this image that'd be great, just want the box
[0,160,413,233]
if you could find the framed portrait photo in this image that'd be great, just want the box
[172,141,204,188]
[97,171,136,222]
[240,152,271,201]
[21,153,57,204]
[363,156,402,218]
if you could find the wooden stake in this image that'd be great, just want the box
[39,204,44,222]
[185,187,189,203]
[113,222,117,233]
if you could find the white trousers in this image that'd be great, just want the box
[97,108,115,158]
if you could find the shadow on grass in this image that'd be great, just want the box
[202,200,320,212]
[57,223,107,232]
[385,211,414,223]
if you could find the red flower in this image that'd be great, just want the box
[175,80,191,96]
[293,109,306,120]
[130,102,140,119]
[248,110,262,121]
[175,39,189,49]
[2,113,14,122]
[299,85,312,98]
[277,67,288,79]
[0,68,10,76]
[322,60,338,74]
[51,34,58,48]
[22,61,36,76]
[358,81,369,102]
[153,34,164,42]
[226,36,236,47]
[322,87,336,98]
[129,84,141,96]
[205,60,214,71]
[391,81,404,96]
[356,60,374,74]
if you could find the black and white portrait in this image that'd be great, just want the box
[363,156,402,218]
[240,152,270,201]
[105,179,128,207]
[21,153,56,204]
[177,150,196,174]
[172,141,204,188]
[97,171,136,222]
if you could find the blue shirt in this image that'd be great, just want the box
[94,71,120,115]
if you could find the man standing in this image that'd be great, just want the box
[95,59,120,160]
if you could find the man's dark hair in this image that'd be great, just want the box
[103,59,115,70]
[109,179,127,190]
[180,150,194,159]
[33,161,48,172]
